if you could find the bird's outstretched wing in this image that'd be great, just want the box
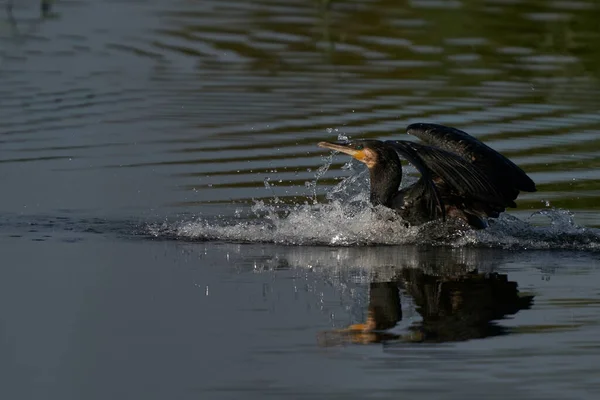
[405,123,537,197]
[385,140,509,209]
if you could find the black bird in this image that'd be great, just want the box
[318,123,536,229]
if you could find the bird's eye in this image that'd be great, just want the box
[355,145,364,150]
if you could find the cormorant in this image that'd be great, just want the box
[318,123,536,228]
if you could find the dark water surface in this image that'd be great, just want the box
[2,0,600,398]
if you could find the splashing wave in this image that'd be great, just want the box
[147,173,600,251]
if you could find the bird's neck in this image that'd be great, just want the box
[368,161,403,208]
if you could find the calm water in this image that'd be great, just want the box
[2,0,600,398]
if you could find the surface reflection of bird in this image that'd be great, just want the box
[318,268,534,345]
[400,269,533,342]
[318,123,536,228]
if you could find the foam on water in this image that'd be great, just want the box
[147,163,600,251]
[147,203,600,251]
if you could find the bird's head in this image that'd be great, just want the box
[318,139,404,207]
[317,140,396,169]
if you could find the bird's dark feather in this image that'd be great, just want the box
[406,123,537,194]
[385,140,508,209]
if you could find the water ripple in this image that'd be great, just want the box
[2,0,600,221]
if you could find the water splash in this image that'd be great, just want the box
[149,203,600,250]
[304,127,348,203]
[145,152,600,251]
[336,131,349,142]
[147,175,600,251]
[305,153,334,204]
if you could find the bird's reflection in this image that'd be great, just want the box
[182,243,535,345]
[311,249,534,345]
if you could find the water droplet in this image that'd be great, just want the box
[337,133,349,141]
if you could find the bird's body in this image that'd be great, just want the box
[318,123,536,229]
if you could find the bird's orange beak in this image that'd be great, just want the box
[318,141,366,162]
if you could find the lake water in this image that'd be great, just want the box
[1,0,600,399]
